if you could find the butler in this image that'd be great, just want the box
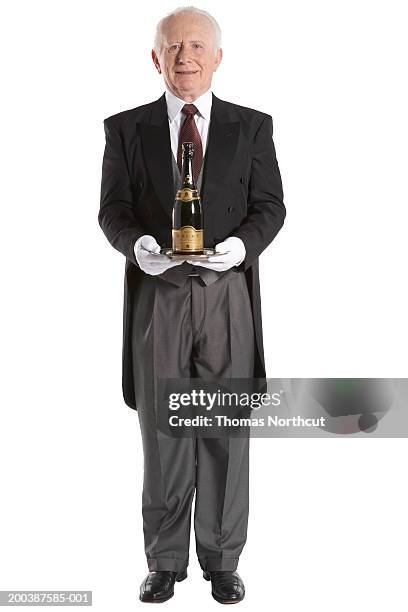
[99,6,285,605]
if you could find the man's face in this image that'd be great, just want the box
[152,12,222,102]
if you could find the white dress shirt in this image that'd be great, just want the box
[165,87,212,164]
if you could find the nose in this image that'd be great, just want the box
[176,45,191,64]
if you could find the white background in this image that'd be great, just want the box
[1,0,407,610]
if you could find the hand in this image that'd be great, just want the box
[135,235,186,275]
[187,237,246,272]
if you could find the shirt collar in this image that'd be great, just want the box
[165,87,213,123]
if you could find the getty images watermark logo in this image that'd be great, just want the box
[167,387,282,410]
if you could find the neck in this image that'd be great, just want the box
[182,95,197,103]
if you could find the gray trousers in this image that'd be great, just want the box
[131,268,255,572]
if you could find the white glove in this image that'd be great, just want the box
[187,237,246,272]
[135,235,185,275]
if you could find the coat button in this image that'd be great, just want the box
[240,176,244,183]
[139,181,144,189]
[228,205,235,212]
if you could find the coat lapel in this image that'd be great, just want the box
[139,94,174,218]
[140,92,240,218]
[200,94,240,217]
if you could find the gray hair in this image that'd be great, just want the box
[153,6,222,55]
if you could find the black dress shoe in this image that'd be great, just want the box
[203,570,245,604]
[139,569,187,603]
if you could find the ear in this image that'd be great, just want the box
[151,48,161,73]
[213,47,223,71]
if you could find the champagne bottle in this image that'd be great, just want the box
[172,142,204,254]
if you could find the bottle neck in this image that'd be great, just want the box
[181,152,196,188]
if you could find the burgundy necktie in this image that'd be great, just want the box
[177,104,203,183]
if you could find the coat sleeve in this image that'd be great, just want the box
[231,114,286,271]
[98,117,146,266]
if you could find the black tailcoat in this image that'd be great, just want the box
[99,92,285,410]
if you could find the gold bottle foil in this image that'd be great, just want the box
[176,188,199,202]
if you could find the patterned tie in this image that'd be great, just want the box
[177,104,203,183]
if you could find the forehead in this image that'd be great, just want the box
[162,13,214,42]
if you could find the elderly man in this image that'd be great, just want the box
[99,6,285,605]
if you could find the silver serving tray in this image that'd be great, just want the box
[158,248,223,261]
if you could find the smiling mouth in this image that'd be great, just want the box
[175,70,199,75]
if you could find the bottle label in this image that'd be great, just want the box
[176,188,199,202]
[172,226,203,252]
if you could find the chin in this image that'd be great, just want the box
[175,84,196,93]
